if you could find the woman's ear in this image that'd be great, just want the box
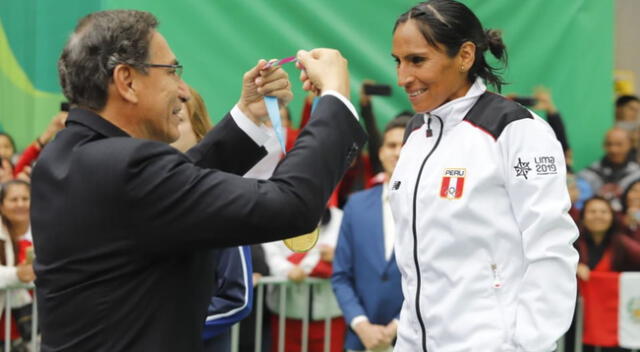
[458,41,476,73]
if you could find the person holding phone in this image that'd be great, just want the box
[12,106,68,181]
[388,1,578,351]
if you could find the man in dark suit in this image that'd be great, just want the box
[332,117,409,352]
[31,10,366,352]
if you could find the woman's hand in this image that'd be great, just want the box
[16,263,36,283]
[577,263,590,281]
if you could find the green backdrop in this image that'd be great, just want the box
[0,0,614,170]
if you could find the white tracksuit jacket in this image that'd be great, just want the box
[389,79,579,352]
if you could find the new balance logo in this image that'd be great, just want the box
[392,181,401,190]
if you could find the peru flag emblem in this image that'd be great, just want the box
[440,168,466,200]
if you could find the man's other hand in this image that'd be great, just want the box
[296,49,350,98]
[237,60,293,125]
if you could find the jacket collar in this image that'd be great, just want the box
[423,77,486,130]
[65,108,131,138]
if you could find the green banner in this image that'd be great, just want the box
[0,0,613,170]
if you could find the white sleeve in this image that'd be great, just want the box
[0,266,20,287]
[499,116,579,352]
[230,105,271,146]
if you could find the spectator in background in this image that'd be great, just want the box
[359,81,414,184]
[238,244,272,352]
[615,95,640,124]
[576,196,640,280]
[0,180,35,349]
[615,180,640,271]
[263,206,346,352]
[614,95,640,160]
[579,128,640,211]
[574,196,638,352]
[529,87,574,166]
[332,116,409,352]
[0,133,16,165]
[12,111,67,182]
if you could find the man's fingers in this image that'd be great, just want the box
[244,59,268,83]
[258,78,289,96]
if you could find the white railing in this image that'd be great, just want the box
[2,281,638,352]
[2,283,37,352]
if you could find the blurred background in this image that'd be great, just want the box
[0,0,637,170]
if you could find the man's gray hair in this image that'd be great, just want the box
[58,10,158,111]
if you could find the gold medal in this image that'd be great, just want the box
[283,227,320,252]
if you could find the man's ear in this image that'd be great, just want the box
[113,64,138,104]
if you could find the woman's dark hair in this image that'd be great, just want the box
[579,196,618,247]
[616,95,640,108]
[394,0,507,92]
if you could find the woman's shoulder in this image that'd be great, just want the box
[464,92,535,140]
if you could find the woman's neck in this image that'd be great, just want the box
[8,221,28,240]
[590,231,606,246]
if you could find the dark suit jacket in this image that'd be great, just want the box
[31,95,366,351]
[332,185,403,350]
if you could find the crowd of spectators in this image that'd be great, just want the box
[1,86,639,351]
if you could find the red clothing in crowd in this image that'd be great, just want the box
[13,143,41,177]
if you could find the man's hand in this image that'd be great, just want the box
[296,49,350,98]
[237,60,293,125]
[17,263,36,283]
[288,266,307,282]
[354,320,392,350]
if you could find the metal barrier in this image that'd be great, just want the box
[2,281,637,352]
[229,278,640,352]
[242,276,335,352]
[2,283,37,352]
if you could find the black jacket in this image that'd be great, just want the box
[31,95,366,351]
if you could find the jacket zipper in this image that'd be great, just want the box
[411,113,443,352]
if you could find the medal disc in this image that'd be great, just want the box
[283,227,320,252]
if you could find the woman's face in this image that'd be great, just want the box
[626,182,640,210]
[0,183,30,226]
[0,135,14,160]
[392,20,471,113]
[170,102,198,153]
[583,199,613,234]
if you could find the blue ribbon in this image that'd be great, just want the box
[264,96,286,154]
